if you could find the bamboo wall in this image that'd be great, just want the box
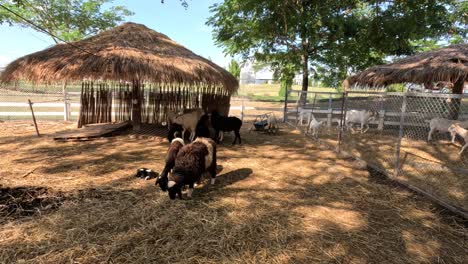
[78,81,232,128]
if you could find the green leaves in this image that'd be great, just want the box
[227,59,241,80]
[208,0,463,89]
[0,0,133,42]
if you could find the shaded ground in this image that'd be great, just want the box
[0,121,467,263]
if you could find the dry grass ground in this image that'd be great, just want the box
[0,121,467,263]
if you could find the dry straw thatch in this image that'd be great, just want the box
[344,44,468,89]
[0,22,238,94]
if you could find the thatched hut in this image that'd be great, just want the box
[0,22,238,128]
[343,44,468,93]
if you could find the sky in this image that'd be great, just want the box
[0,0,231,68]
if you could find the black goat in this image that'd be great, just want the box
[195,114,211,139]
[167,137,217,200]
[167,123,184,143]
[156,138,185,191]
[135,168,158,180]
[211,110,242,145]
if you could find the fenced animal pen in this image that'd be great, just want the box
[285,89,468,218]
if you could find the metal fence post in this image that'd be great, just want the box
[337,91,348,152]
[394,93,407,177]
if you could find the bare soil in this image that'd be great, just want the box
[0,120,466,263]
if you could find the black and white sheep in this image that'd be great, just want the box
[156,137,185,191]
[211,110,242,145]
[167,137,217,200]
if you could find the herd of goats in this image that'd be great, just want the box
[135,105,468,200]
[297,107,468,154]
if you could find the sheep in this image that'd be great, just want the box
[211,110,242,145]
[155,137,185,191]
[173,108,204,142]
[166,137,217,199]
[345,110,376,133]
[448,124,468,154]
[307,115,324,138]
[427,118,468,142]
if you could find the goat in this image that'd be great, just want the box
[167,123,184,143]
[211,110,242,145]
[297,108,313,126]
[195,114,211,139]
[307,115,324,138]
[135,168,158,180]
[345,110,376,133]
[448,124,468,155]
[427,118,468,142]
[156,138,185,191]
[167,115,211,143]
[266,114,279,134]
[173,108,204,142]
[167,137,217,199]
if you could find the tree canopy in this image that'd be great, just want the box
[208,0,464,90]
[0,0,133,43]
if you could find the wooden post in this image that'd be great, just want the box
[241,100,245,122]
[62,82,69,121]
[283,87,289,122]
[28,99,40,137]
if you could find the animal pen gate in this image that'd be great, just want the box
[285,90,468,218]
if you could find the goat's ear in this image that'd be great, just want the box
[168,181,176,188]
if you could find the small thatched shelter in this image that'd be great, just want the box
[344,44,468,93]
[0,22,238,127]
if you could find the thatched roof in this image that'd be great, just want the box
[344,44,468,88]
[0,22,238,94]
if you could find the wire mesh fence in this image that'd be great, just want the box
[286,89,468,217]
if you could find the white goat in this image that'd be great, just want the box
[173,108,203,142]
[266,114,279,134]
[448,124,468,155]
[345,110,376,133]
[297,108,313,126]
[427,118,468,142]
[307,115,324,138]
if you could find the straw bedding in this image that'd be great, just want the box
[0,121,466,263]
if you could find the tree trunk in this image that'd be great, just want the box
[448,78,464,120]
[300,53,309,105]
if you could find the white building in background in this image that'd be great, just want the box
[239,61,306,85]
[239,62,275,85]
